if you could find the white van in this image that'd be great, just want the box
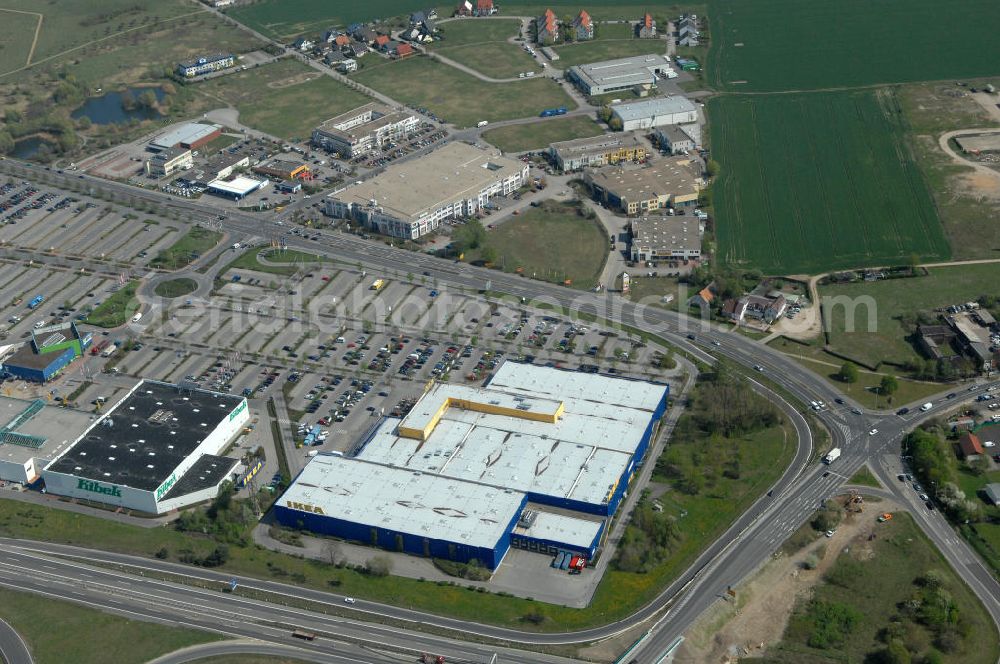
[920,402,933,412]
[131,312,143,323]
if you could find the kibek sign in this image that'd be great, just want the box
[77,478,122,498]
[155,473,178,500]
[229,399,248,422]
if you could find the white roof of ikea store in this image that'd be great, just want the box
[611,96,698,123]
[514,510,604,550]
[400,383,563,434]
[357,364,668,507]
[282,454,525,549]
[151,123,220,150]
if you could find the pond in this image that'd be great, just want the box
[11,136,54,159]
[71,87,166,125]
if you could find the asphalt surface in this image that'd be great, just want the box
[0,618,31,664]
[2,160,999,663]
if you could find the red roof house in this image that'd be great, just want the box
[959,432,985,458]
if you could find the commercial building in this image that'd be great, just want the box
[654,125,696,154]
[176,53,234,78]
[629,216,703,262]
[586,157,703,215]
[548,132,648,172]
[325,142,529,239]
[611,96,698,131]
[311,103,420,157]
[568,55,673,96]
[145,147,193,177]
[277,363,668,569]
[0,397,92,484]
[201,153,251,181]
[206,176,268,200]
[253,158,310,180]
[150,123,222,151]
[1,322,91,383]
[41,380,249,514]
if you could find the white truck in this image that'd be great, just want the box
[823,447,842,464]
[477,120,489,128]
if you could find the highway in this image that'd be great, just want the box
[1,159,998,663]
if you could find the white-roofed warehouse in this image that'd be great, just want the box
[275,363,668,569]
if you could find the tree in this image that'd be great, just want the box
[880,374,899,396]
[480,245,498,265]
[608,116,623,131]
[365,555,392,577]
[706,159,721,177]
[840,361,858,384]
[0,131,14,156]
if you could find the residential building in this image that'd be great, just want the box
[724,294,788,326]
[335,34,352,47]
[349,42,368,58]
[958,432,984,460]
[611,96,698,131]
[211,0,234,7]
[324,51,346,66]
[655,125,696,154]
[536,9,560,43]
[338,58,358,73]
[568,54,674,96]
[324,142,529,240]
[677,14,699,47]
[586,157,703,215]
[311,103,420,157]
[455,0,473,15]
[352,26,378,44]
[176,53,234,78]
[321,28,341,43]
[949,312,996,371]
[293,37,314,51]
[985,483,1000,506]
[145,147,193,177]
[457,0,495,16]
[374,34,390,50]
[394,43,415,58]
[629,216,703,262]
[571,10,594,40]
[637,12,657,38]
[548,132,647,172]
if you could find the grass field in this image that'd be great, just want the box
[710,90,951,275]
[194,59,370,140]
[150,227,222,270]
[223,247,329,277]
[481,115,603,152]
[85,282,139,328]
[0,10,40,75]
[428,19,534,79]
[0,586,220,664]
[353,56,575,127]
[707,0,1000,92]
[429,18,523,47]
[551,24,666,69]
[847,466,880,488]
[763,513,999,664]
[153,277,198,298]
[481,201,608,290]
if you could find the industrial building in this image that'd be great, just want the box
[0,397,93,485]
[206,176,268,200]
[654,125,697,155]
[253,158,310,180]
[610,97,698,131]
[629,216,704,262]
[150,123,222,151]
[1,322,91,383]
[586,157,703,215]
[277,363,668,570]
[325,142,529,239]
[176,53,235,78]
[548,132,648,173]
[145,147,193,177]
[568,55,674,96]
[955,134,1000,154]
[42,380,249,514]
[311,103,420,157]
[201,153,251,182]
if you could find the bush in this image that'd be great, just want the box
[804,600,862,649]
[365,555,393,577]
[802,554,820,570]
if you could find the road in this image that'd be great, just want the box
[0,618,31,664]
[2,159,999,662]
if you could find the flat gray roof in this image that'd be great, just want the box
[611,96,698,123]
[315,102,385,132]
[151,123,220,150]
[588,157,703,203]
[955,134,1000,153]
[281,454,526,549]
[631,216,702,251]
[329,142,526,221]
[0,397,92,466]
[570,54,672,90]
[550,132,646,159]
[513,509,603,549]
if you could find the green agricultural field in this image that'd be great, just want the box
[710,90,950,275]
[708,0,1000,92]
[353,56,575,127]
[0,587,220,664]
[482,115,603,152]
[228,0,430,42]
[194,59,371,140]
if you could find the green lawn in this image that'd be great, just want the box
[0,586,220,664]
[85,282,139,328]
[196,59,371,141]
[153,277,198,298]
[150,227,222,270]
[707,0,1000,92]
[955,465,1000,578]
[481,200,608,290]
[764,513,999,664]
[0,9,40,75]
[353,56,576,127]
[223,247,329,277]
[481,115,603,153]
[710,90,951,274]
[552,31,665,69]
[427,18,536,79]
[847,466,881,488]
[429,18,523,48]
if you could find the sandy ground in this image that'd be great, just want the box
[673,494,901,664]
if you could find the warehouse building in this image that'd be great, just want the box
[629,216,704,262]
[176,53,235,78]
[42,380,249,514]
[586,157,703,215]
[548,132,648,172]
[312,103,420,157]
[201,153,251,182]
[325,142,529,239]
[1,322,91,383]
[654,125,697,155]
[0,397,92,485]
[145,147,193,177]
[611,97,698,131]
[277,364,668,569]
[253,158,310,180]
[955,134,1000,154]
[568,54,674,96]
[150,123,222,152]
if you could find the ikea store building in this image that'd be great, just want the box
[276,363,668,569]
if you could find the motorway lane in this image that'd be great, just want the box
[149,641,350,664]
[0,618,32,664]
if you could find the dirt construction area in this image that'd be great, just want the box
[674,495,902,664]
